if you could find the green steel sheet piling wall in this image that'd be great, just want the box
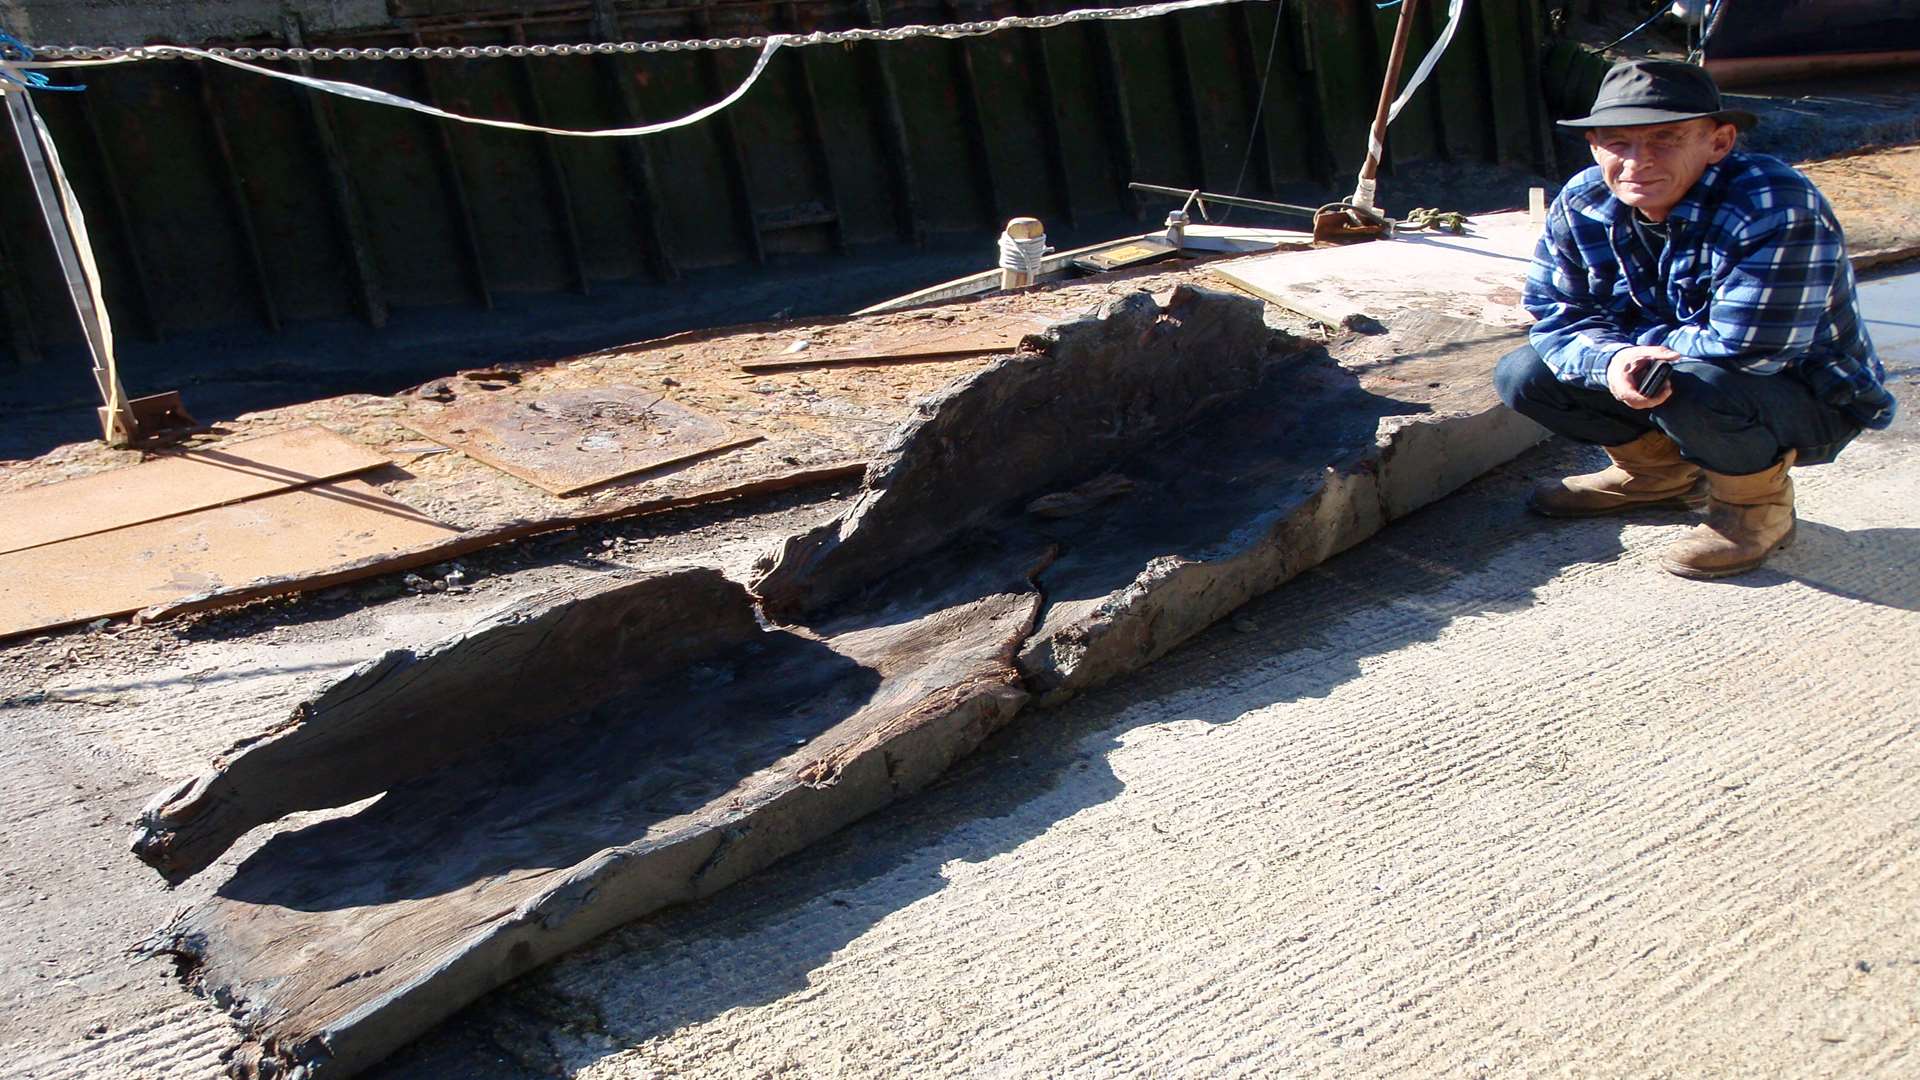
[0,0,1556,365]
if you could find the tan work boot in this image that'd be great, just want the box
[1528,430,1708,517]
[1660,450,1797,579]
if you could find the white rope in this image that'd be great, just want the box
[998,231,1051,275]
[1354,0,1467,210]
[175,38,786,139]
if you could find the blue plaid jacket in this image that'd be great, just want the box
[1525,152,1895,431]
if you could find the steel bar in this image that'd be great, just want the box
[1296,2,1340,183]
[942,0,1003,227]
[860,0,925,245]
[192,63,282,333]
[1165,12,1213,191]
[512,24,592,294]
[590,0,679,281]
[73,93,165,341]
[3,90,128,438]
[410,32,495,309]
[694,6,767,265]
[285,17,389,328]
[1516,0,1557,172]
[1421,0,1456,162]
[1090,22,1143,219]
[1127,182,1318,219]
[1233,0,1280,194]
[781,2,848,252]
[1018,0,1077,226]
[1358,0,1421,188]
[1473,0,1530,167]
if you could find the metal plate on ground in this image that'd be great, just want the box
[0,478,462,639]
[738,314,1052,374]
[0,425,390,556]
[401,386,760,497]
[1209,210,1539,330]
[1071,237,1178,274]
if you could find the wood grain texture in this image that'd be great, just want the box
[140,550,1044,1080]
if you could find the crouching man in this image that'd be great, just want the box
[1496,59,1895,578]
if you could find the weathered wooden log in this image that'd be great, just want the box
[135,287,1546,1080]
[754,287,1546,703]
[140,548,1046,1079]
[130,567,760,882]
[753,284,1292,620]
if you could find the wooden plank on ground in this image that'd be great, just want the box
[0,479,461,639]
[0,426,390,556]
[400,386,761,498]
[1209,210,1540,330]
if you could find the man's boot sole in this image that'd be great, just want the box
[1528,489,1711,519]
[1659,520,1798,580]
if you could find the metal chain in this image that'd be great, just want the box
[25,1,1250,62]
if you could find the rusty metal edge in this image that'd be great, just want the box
[0,461,865,642]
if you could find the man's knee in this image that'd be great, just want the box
[1663,361,1761,419]
[1493,343,1552,410]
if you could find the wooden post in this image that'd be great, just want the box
[998,216,1044,291]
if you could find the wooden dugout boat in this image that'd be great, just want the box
[130,274,1550,1078]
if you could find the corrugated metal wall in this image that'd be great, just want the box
[0,0,1555,366]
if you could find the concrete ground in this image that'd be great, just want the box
[352,277,1920,1078]
[3,279,1915,1080]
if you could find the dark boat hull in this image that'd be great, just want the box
[1705,0,1920,59]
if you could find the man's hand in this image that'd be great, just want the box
[1607,345,1681,409]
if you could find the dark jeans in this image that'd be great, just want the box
[1494,344,1861,474]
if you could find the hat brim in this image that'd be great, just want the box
[1558,105,1758,132]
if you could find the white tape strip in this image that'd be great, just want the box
[1354,0,1467,203]
[167,37,790,138]
[1387,0,1466,128]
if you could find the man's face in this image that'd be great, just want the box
[1586,118,1737,220]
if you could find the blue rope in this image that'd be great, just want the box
[0,32,86,92]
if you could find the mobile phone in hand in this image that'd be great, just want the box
[1635,360,1672,399]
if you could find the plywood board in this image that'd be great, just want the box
[0,426,390,556]
[401,386,760,497]
[0,478,461,639]
[1209,210,1540,329]
[738,314,1052,373]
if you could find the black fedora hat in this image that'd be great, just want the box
[1559,58,1757,131]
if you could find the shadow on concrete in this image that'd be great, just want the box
[367,437,1619,1080]
[1729,522,1920,613]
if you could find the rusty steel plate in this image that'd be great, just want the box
[401,386,761,497]
[738,313,1052,374]
[0,425,390,556]
[0,478,461,640]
